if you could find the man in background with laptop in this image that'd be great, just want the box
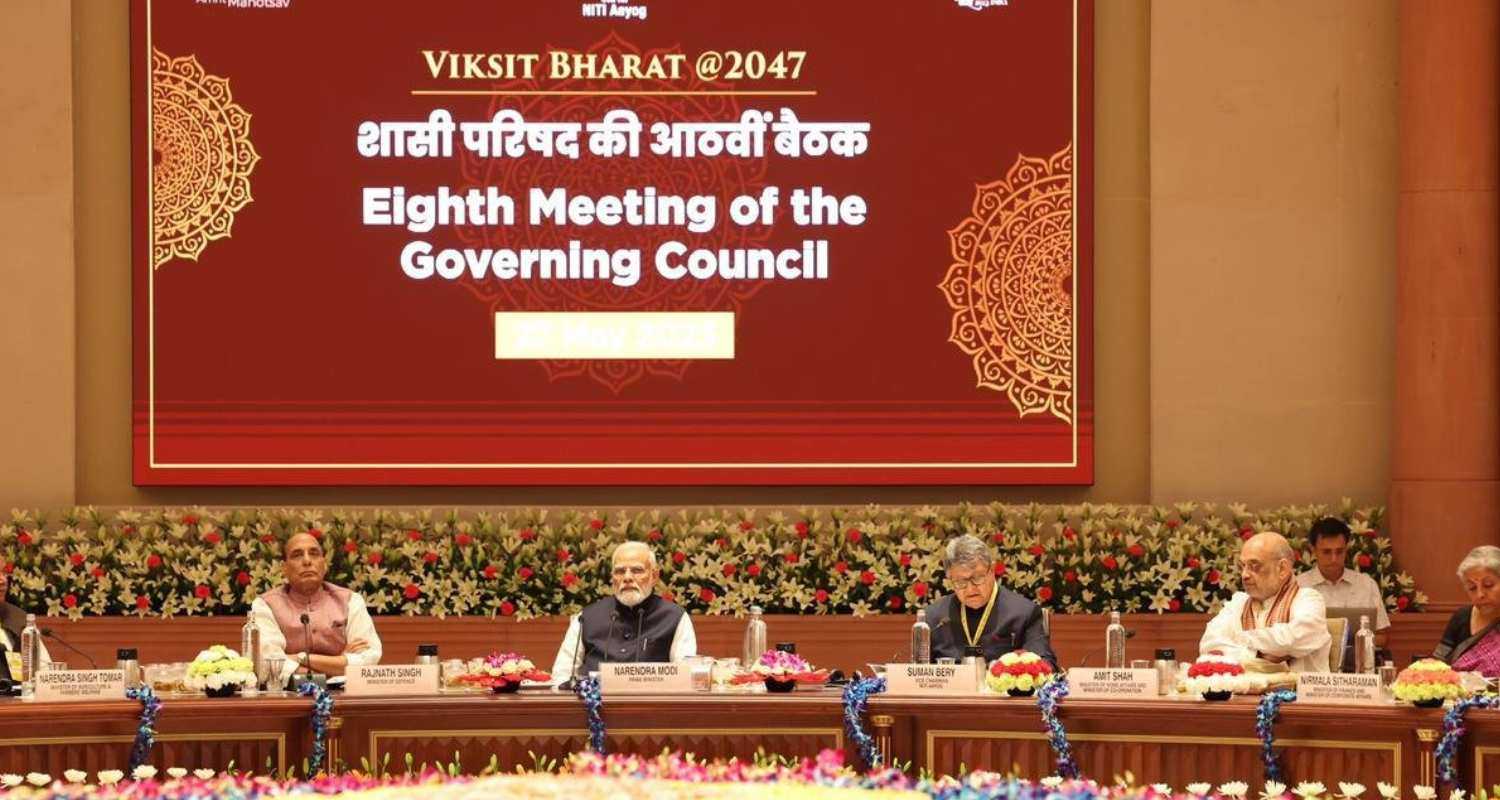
[1296,517,1389,668]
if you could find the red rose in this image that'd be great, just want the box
[899,553,912,567]
[1028,545,1045,557]
[455,533,473,547]
[588,518,605,530]
[747,564,762,577]
[739,520,754,532]
[146,554,163,569]
[715,537,729,549]
[90,566,105,579]
[518,566,534,580]
[203,531,222,545]
[1166,520,1181,530]
[1169,598,1182,612]
[814,588,829,604]
[1101,555,1119,571]
[783,552,799,565]
[660,590,676,603]
[135,595,150,610]
[499,600,516,616]
[366,552,383,565]
[834,561,848,574]
[518,528,537,541]
[1062,526,1077,540]
[992,532,1005,545]
[1037,586,1054,602]
[403,583,420,600]
[562,571,578,587]
[69,553,85,566]
[794,521,809,538]
[859,570,876,586]
[1357,554,1373,569]
[15,532,31,546]
[182,515,199,526]
[1064,570,1077,583]
[556,548,571,563]
[889,595,904,610]
[63,593,78,608]
[423,551,439,564]
[1186,556,1201,569]
[994,562,1007,577]
[235,570,251,586]
[194,585,210,599]
[1,562,12,574]
[913,582,929,598]
[1127,543,1145,558]
[672,551,686,565]
[722,563,738,577]
[308,528,323,540]
[343,539,358,554]
[483,564,498,579]
[846,528,863,543]
[406,530,423,542]
[1238,525,1253,540]
[699,587,716,603]
[647,529,663,542]
[259,534,275,545]
[1206,569,1221,585]
[122,525,135,536]
[1365,527,1378,538]
[1397,595,1411,610]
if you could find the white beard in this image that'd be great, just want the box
[616,588,645,607]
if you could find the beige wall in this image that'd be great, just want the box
[1149,0,1398,507]
[2,2,1398,509]
[0,1,74,508]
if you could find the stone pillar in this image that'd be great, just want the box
[1390,0,1500,604]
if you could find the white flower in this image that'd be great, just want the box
[166,768,187,779]
[1294,783,1328,800]
[1152,785,1173,795]
[1413,787,1437,800]
[1264,782,1288,799]
[1449,791,1466,800]
[1339,783,1367,799]
[26,773,51,787]
[0,775,22,788]
[193,769,215,780]
[132,765,158,780]
[1377,783,1399,800]
[96,770,123,785]
[1220,782,1250,798]
[1188,783,1213,796]
[1040,776,1064,788]
[63,770,88,784]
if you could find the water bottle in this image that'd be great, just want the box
[416,644,439,665]
[116,648,141,690]
[742,606,768,666]
[910,614,932,664]
[1153,648,1176,696]
[1355,615,1376,674]
[240,616,261,693]
[962,645,986,689]
[1105,611,1127,668]
[19,614,40,697]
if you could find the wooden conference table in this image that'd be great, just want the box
[1,689,1495,788]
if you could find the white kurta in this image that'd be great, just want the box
[249,593,383,685]
[1296,568,1390,630]
[1200,587,1331,673]
[0,628,52,674]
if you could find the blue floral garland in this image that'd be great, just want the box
[124,686,162,771]
[1037,678,1079,779]
[841,676,888,768]
[574,676,606,754]
[297,682,334,775]
[1438,693,1500,786]
[1256,689,1297,784]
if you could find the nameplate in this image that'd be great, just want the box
[1296,672,1385,704]
[344,664,439,696]
[1065,668,1160,699]
[598,662,694,694]
[883,663,979,695]
[34,669,126,702]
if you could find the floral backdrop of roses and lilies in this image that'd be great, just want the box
[0,501,1424,620]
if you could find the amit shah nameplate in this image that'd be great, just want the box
[345,664,440,696]
[1065,668,1160,699]
[599,662,694,694]
[884,663,980,695]
[1295,672,1385,705]
[34,669,127,703]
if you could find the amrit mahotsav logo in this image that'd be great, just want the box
[955,0,1009,9]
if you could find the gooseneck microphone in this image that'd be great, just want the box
[298,613,312,675]
[40,628,98,669]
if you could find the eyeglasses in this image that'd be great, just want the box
[612,565,649,578]
[947,574,989,591]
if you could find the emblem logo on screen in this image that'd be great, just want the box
[954,0,1009,9]
[582,0,648,21]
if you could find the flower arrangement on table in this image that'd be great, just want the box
[1393,659,1465,708]
[985,651,1055,697]
[454,651,551,693]
[1181,654,1247,701]
[183,645,256,697]
[733,650,829,693]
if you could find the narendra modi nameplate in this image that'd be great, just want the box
[598,662,695,694]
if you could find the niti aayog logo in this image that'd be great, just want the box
[581,0,648,21]
[954,0,1009,9]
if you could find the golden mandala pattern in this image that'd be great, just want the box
[151,49,260,268]
[939,144,1073,422]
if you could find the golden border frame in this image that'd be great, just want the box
[1472,745,1500,789]
[0,732,287,774]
